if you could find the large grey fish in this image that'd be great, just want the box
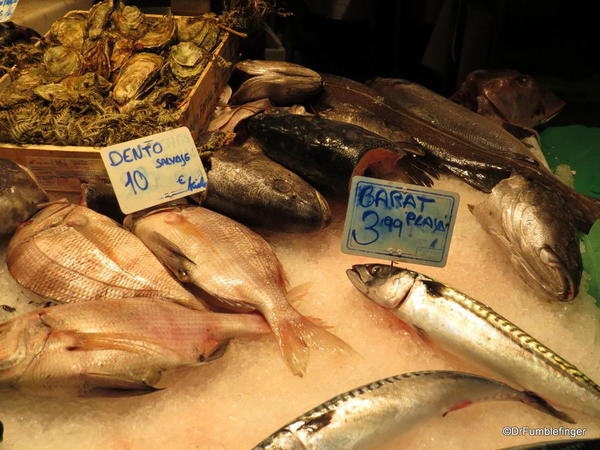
[6,200,201,310]
[231,60,322,105]
[335,76,599,232]
[469,174,582,301]
[312,74,410,142]
[247,113,434,195]
[0,159,48,236]
[254,371,572,450]
[203,144,331,233]
[125,205,350,376]
[347,264,600,418]
[451,69,565,128]
[0,298,270,397]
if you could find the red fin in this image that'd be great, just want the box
[352,148,403,179]
[443,401,473,416]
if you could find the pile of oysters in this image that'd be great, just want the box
[0,0,231,146]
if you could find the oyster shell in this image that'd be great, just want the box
[48,15,87,51]
[34,83,80,103]
[82,37,111,79]
[170,61,207,80]
[87,0,115,40]
[176,17,207,42]
[112,52,164,106]
[134,15,176,51]
[176,16,222,52]
[170,42,204,67]
[110,38,134,74]
[43,46,82,78]
[112,5,146,39]
[61,72,112,94]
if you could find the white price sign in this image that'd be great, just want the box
[100,127,207,214]
[0,0,20,21]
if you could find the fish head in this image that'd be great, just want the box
[346,264,418,309]
[453,70,565,127]
[0,314,49,387]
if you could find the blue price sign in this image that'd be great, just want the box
[341,176,459,267]
[0,0,20,21]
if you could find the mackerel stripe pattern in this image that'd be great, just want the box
[422,278,600,394]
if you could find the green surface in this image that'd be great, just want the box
[540,125,600,199]
[541,126,600,303]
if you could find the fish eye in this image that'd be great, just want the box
[516,76,530,86]
[369,265,382,276]
[179,269,188,278]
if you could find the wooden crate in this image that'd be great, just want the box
[0,11,237,195]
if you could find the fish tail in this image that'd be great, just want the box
[519,390,575,424]
[269,309,354,377]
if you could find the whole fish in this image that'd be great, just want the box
[254,371,572,450]
[204,145,331,233]
[469,174,582,301]
[0,298,270,397]
[231,60,322,105]
[247,113,434,195]
[501,438,600,449]
[125,205,349,376]
[0,159,48,236]
[312,74,410,142]
[347,264,600,418]
[365,77,600,232]
[6,200,201,310]
[451,69,565,128]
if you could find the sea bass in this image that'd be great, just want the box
[0,159,48,236]
[6,200,201,309]
[347,264,600,418]
[451,69,565,128]
[254,371,572,450]
[469,174,582,301]
[247,113,434,195]
[125,205,349,376]
[203,145,331,233]
[231,60,322,105]
[0,298,270,397]
[365,77,600,232]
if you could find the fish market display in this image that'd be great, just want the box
[254,371,572,450]
[203,144,332,232]
[230,59,322,105]
[469,174,582,301]
[347,264,600,417]
[0,298,270,397]
[0,0,232,146]
[125,205,348,376]
[6,200,201,309]
[0,159,48,236]
[451,69,565,128]
[247,112,431,195]
[365,77,600,232]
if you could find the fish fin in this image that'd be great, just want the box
[353,148,403,180]
[149,231,196,282]
[286,282,313,307]
[442,401,473,416]
[81,372,162,397]
[63,331,165,357]
[269,310,355,377]
[520,391,575,424]
[395,153,441,187]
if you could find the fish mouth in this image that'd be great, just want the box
[346,266,369,294]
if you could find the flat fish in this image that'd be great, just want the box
[125,205,350,376]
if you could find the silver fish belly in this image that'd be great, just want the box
[346,264,600,418]
[253,371,571,450]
